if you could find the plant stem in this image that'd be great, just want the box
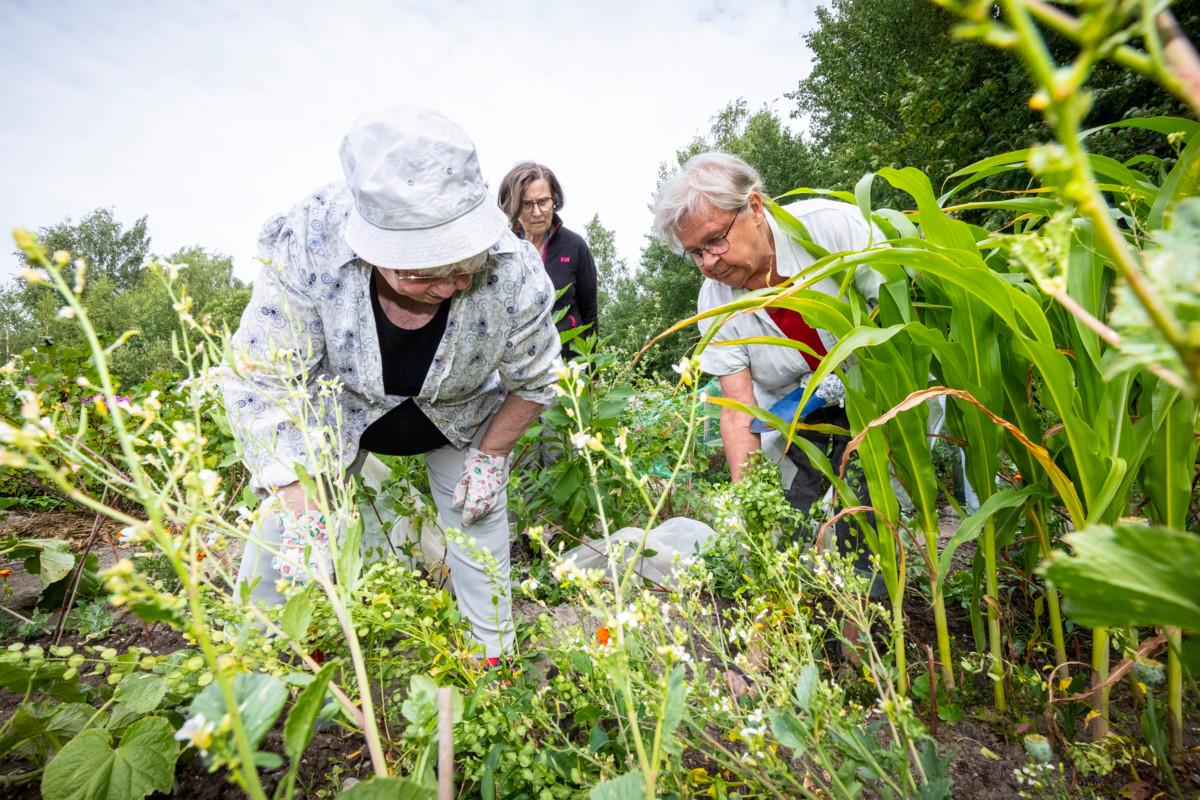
[1166,626,1183,758]
[926,528,955,690]
[981,518,1006,712]
[319,575,389,778]
[892,591,908,695]
[1028,507,1067,669]
[1091,626,1111,737]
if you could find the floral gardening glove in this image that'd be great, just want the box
[751,374,846,433]
[271,510,332,584]
[452,448,508,526]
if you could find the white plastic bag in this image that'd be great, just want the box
[561,517,717,586]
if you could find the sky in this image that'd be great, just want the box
[0,0,821,284]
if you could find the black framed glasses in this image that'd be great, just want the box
[683,206,744,264]
[521,196,554,213]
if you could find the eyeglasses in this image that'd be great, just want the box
[683,206,744,264]
[392,271,477,284]
[521,196,554,213]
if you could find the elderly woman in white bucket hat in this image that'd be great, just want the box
[222,107,562,662]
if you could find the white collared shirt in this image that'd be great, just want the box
[696,198,885,473]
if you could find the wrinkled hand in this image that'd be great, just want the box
[452,448,509,526]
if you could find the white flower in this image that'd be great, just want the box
[569,431,592,451]
[615,609,641,630]
[20,268,48,285]
[519,577,540,595]
[116,526,144,545]
[175,713,215,754]
[197,469,221,498]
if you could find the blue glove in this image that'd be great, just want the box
[750,375,844,433]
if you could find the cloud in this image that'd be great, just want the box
[0,0,821,281]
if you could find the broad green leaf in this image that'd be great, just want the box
[775,186,858,204]
[764,199,831,260]
[1150,128,1200,229]
[1096,116,1200,139]
[1041,524,1200,631]
[1142,392,1199,529]
[5,538,76,587]
[41,716,177,800]
[660,666,686,745]
[0,660,88,703]
[588,770,645,800]
[189,671,287,750]
[480,743,505,800]
[113,672,167,715]
[336,515,365,592]
[878,167,976,252]
[853,172,876,234]
[942,148,1034,203]
[937,487,1039,578]
[337,777,436,799]
[768,710,807,753]
[280,585,314,642]
[793,662,819,712]
[284,662,334,762]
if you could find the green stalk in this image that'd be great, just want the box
[1167,627,1183,758]
[892,587,908,695]
[926,528,955,690]
[320,576,389,777]
[982,518,1006,711]
[1028,507,1067,668]
[1091,627,1111,737]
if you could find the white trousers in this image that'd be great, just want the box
[235,441,515,659]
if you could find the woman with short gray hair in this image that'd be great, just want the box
[651,151,885,596]
[652,152,765,254]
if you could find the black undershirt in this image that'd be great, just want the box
[357,275,452,457]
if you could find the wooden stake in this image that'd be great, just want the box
[437,686,454,800]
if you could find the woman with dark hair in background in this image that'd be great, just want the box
[498,162,598,359]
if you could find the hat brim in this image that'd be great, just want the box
[344,194,511,270]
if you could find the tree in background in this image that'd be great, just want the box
[789,0,1199,196]
[584,214,627,312]
[5,209,248,386]
[32,208,151,291]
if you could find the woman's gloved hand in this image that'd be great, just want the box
[751,374,846,433]
[452,448,509,526]
[271,510,332,583]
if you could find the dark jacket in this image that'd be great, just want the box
[519,215,598,356]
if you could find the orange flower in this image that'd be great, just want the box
[196,550,207,562]
[0,569,11,578]
[596,626,611,646]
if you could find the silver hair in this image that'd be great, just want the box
[371,250,490,278]
[651,152,765,254]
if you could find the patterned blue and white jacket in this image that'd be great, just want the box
[222,182,562,490]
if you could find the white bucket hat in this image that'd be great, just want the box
[340,106,509,270]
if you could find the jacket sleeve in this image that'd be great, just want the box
[575,240,599,338]
[222,218,328,491]
[497,249,564,405]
